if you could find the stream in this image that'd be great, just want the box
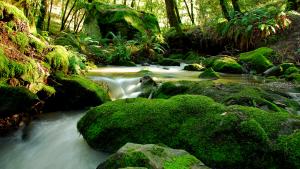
[0,65,299,169]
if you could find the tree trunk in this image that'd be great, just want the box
[61,0,78,31]
[123,0,127,5]
[131,0,136,7]
[183,0,194,25]
[287,0,298,10]
[219,0,231,20]
[191,0,194,24]
[164,0,182,33]
[37,0,49,31]
[47,0,54,31]
[174,0,181,24]
[231,0,241,13]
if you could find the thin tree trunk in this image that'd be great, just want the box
[191,0,194,24]
[47,0,53,31]
[61,0,78,31]
[61,0,71,30]
[75,12,86,33]
[183,0,194,25]
[37,0,49,30]
[219,0,230,20]
[123,0,127,5]
[164,0,182,33]
[174,0,181,24]
[131,0,136,7]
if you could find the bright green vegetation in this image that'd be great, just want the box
[43,73,110,111]
[150,80,299,114]
[199,68,220,79]
[0,1,29,24]
[239,47,275,73]
[204,56,243,74]
[9,32,29,53]
[97,143,209,169]
[78,94,300,169]
[83,2,160,39]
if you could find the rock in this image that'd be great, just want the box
[199,68,220,79]
[97,143,210,169]
[83,2,160,39]
[43,73,110,111]
[77,94,300,169]
[183,64,204,71]
[239,47,275,73]
[204,56,243,74]
[158,58,180,66]
[263,65,283,76]
[0,86,39,118]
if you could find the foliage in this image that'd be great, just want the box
[9,31,29,53]
[215,6,291,50]
[199,68,220,79]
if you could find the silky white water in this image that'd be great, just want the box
[0,112,108,169]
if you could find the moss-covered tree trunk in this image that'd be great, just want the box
[287,0,298,10]
[219,0,231,20]
[47,0,54,31]
[164,0,182,33]
[37,0,49,31]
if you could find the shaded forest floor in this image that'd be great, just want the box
[269,12,300,63]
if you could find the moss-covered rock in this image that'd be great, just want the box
[183,64,204,71]
[97,143,210,169]
[277,131,300,169]
[158,58,180,66]
[0,86,39,117]
[199,68,220,79]
[0,1,29,28]
[43,73,110,111]
[239,47,275,73]
[83,2,160,39]
[205,56,243,74]
[150,81,299,114]
[77,95,300,169]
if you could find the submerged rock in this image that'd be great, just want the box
[83,2,160,39]
[78,94,300,169]
[97,143,210,169]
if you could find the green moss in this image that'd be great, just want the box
[277,131,300,169]
[45,46,70,73]
[205,56,243,74]
[29,35,46,54]
[150,81,299,114]
[9,32,29,53]
[84,2,159,39]
[0,2,29,24]
[284,67,299,76]
[78,94,297,168]
[183,64,204,71]
[286,73,300,83]
[199,68,220,79]
[44,73,110,111]
[239,47,275,73]
[163,154,199,169]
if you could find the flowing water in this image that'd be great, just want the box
[0,112,109,169]
[0,64,299,169]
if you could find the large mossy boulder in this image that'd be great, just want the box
[77,95,300,169]
[150,81,299,114]
[44,73,110,111]
[0,86,39,117]
[204,56,243,74]
[239,47,275,73]
[83,2,160,39]
[97,143,210,169]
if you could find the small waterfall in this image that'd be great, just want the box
[89,77,142,100]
